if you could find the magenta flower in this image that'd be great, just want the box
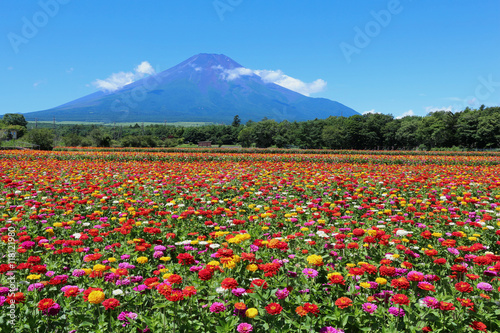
[275,288,289,300]
[237,323,253,333]
[388,306,405,317]
[320,327,345,333]
[362,302,377,314]
[476,282,493,291]
[209,302,226,313]
[232,288,247,297]
[302,268,318,278]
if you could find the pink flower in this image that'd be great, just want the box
[209,302,226,313]
[275,288,289,300]
[362,302,377,314]
[237,323,253,333]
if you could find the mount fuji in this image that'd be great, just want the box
[23,54,359,123]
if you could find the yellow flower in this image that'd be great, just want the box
[346,263,355,268]
[82,268,92,275]
[27,274,41,280]
[137,257,148,264]
[359,282,371,289]
[301,227,309,232]
[307,255,323,266]
[246,264,258,272]
[108,257,116,262]
[160,257,171,262]
[88,290,105,304]
[93,264,106,272]
[223,260,236,269]
[375,277,387,285]
[468,237,477,241]
[207,261,220,268]
[327,272,341,280]
[432,233,442,237]
[163,273,172,280]
[246,308,258,318]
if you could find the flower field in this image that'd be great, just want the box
[1,150,500,332]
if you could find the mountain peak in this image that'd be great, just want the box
[182,53,242,70]
[23,54,359,123]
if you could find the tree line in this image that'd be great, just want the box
[1,106,499,150]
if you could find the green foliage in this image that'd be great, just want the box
[2,113,28,127]
[27,128,54,150]
[22,106,500,149]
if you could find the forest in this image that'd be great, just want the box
[1,106,499,150]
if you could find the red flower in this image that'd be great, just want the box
[438,301,455,311]
[198,269,213,281]
[391,277,410,290]
[329,275,345,285]
[182,286,197,297]
[303,303,319,316]
[422,326,433,332]
[335,297,353,309]
[38,298,55,311]
[166,289,184,302]
[64,286,81,298]
[265,302,283,315]
[469,321,487,332]
[391,294,410,305]
[221,278,238,290]
[455,282,473,293]
[167,274,182,285]
[177,253,195,266]
[250,279,268,290]
[102,298,120,310]
[379,266,396,276]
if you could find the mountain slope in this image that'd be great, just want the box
[23,54,359,123]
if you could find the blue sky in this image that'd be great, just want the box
[1,0,499,118]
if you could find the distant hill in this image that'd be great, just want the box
[23,54,359,123]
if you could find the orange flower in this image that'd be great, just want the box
[335,297,353,309]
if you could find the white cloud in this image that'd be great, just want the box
[93,61,155,92]
[363,109,380,115]
[425,106,453,114]
[213,66,327,96]
[33,80,46,88]
[253,69,326,96]
[66,67,74,74]
[135,61,155,75]
[222,67,254,81]
[396,110,415,119]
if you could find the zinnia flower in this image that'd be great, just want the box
[362,302,377,314]
[335,297,353,309]
[265,302,283,315]
[302,268,319,278]
[388,306,405,317]
[237,323,253,333]
[209,302,226,313]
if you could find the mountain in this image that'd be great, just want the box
[23,54,359,123]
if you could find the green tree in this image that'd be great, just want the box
[27,128,54,150]
[237,127,254,148]
[2,113,28,127]
[62,133,83,147]
[232,115,241,127]
[253,119,278,148]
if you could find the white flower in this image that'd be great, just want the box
[113,289,124,296]
[209,243,220,249]
[73,233,82,239]
[215,287,227,294]
[82,223,90,227]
